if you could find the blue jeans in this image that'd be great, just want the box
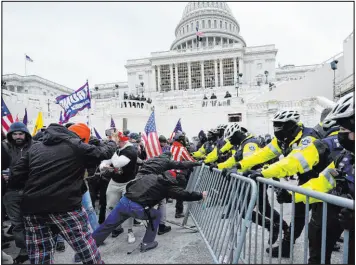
[82,191,99,231]
[92,196,161,246]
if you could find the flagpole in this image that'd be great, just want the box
[86,79,90,128]
[24,54,27,76]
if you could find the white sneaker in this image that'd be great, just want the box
[127,232,136,244]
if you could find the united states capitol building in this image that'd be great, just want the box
[2,2,354,138]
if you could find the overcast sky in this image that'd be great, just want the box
[3,1,354,89]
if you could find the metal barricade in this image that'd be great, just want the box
[240,177,354,264]
[182,165,258,264]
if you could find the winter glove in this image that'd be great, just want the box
[338,207,355,231]
[235,163,242,170]
[221,167,238,181]
[89,138,101,146]
[242,170,262,181]
[194,161,203,167]
[209,163,217,172]
[275,188,292,204]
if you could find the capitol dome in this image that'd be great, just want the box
[171,1,246,50]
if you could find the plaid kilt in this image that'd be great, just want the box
[23,208,103,264]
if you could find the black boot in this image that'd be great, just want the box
[175,213,185,218]
[267,223,280,245]
[2,234,14,243]
[266,239,291,258]
[158,224,171,235]
[13,253,29,264]
[7,224,14,235]
[56,241,66,252]
[112,227,124,238]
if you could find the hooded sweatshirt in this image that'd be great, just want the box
[2,122,34,179]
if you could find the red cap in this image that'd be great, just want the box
[118,131,130,142]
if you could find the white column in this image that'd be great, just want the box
[188,62,192,89]
[214,59,218,88]
[219,59,224,87]
[233,57,237,85]
[175,64,179,90]
[151,66,156,92]
[157,65,161,91]
[170,64,174,90]
[238,58,244,83]
[201,61,205,89]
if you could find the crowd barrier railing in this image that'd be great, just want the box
[245,177,354,265]
[181,166,258,264]
[180,166,354,264]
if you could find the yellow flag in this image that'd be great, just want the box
[32,111,44,136]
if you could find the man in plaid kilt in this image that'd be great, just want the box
[8,123,117,264]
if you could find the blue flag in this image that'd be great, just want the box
[110,116,116,128]
[94,127,102,140]
[56,82,91,124]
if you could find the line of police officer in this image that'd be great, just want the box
[190,92,354,264]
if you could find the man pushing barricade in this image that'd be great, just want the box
[91,151,206,253]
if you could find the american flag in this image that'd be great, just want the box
[169,118,183,141]
[1,98,14,135]
[110,116,116,128]
[141,111,162,159]
[25,54,34,62]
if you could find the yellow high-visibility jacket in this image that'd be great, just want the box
[239,126,319,173]
[294,161,338,204]
[204,137,227,164]
[192,141,214,159]
[220,139,234,154]
[261,131,339,179]
[217,135,260,169]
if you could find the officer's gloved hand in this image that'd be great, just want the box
[209,163,217,172]
[276,189,292,204]
[243,170,262,181]
[194,161,203,167]
[221,168,238,181]
[236,163,242,170]
[338,207,355,231]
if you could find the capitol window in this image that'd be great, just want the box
[160,65,171,92]
[214,20,217,28]
[208,20,211,28]
[220,21,222,28]
[230,24,232,31]
[225,22,227,29]
[191,62,201,89]
[178,63,188,90]
[228,113,242,122]
[183,27,185,34]
[138,75,143,80]
[187,25,189,32]
[202,20,205,28]
[191,22,193,31]
[223,58,234,86]
[204,60,215,88]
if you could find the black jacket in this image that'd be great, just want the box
[125,173,202,208]
[137,152,200,176]
[1,122,34,180]
[125,153,202,207]
[8,123,117,214]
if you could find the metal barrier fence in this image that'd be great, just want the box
[182,166,257,264]
[181,166,354,264]
[245,177,354,265]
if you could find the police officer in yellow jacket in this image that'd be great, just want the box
[212,123,289,245]
[234,110,320,257]
[203,124,228,164]
[192,129,218,160]
[277,93,355,264]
